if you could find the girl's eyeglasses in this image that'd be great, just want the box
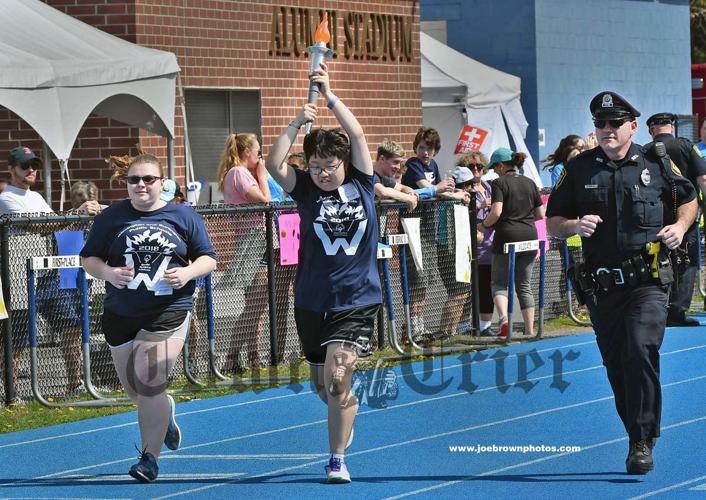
[308,161,343,175]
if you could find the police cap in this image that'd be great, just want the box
[589,91,640,119]
[646,112,677,127]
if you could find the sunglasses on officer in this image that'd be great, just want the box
[593,117,631,129]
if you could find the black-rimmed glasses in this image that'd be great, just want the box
[308,161,343,175]
[126,175,163,185]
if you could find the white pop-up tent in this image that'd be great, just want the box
[0,0,180,208]
[421,32,542,188]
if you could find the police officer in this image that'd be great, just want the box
[547,92,697,475]
[646,112,706,326]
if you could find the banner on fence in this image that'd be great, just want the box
[401,217,423,271]
[55,230,84,289]
[453,205,472,283]
[278,213,301,266]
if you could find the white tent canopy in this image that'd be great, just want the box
[420,32,542,188]
[0,0,180,205]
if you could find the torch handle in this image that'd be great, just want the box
[304,81,321,135]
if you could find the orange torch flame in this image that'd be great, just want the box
[313,13,331,43]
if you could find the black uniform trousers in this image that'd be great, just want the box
[586,282,667,441]
[668,224,698,320]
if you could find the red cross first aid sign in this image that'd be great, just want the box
[454,125,489,154]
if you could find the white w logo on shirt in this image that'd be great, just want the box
[125,254,173,296]
[314,220,367,256]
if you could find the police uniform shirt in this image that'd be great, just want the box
[546,143,696,268]
[651,133,706,190]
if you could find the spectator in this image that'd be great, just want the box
[373,139,418,211]
[0,147,101,400]
[160,179,189,206]
[71,180,107,211]
[456,152,495,336]
[394,159,407,184]
[478,148,544,338]
[436,166,478,338]
[400,127,455,340]
[265,62,381,483]
[217,133,271,372]
[287,152,307,172]
[542,135,586,187]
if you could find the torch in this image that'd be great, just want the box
[305,13,335,135]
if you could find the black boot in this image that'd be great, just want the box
[626,439,654,475]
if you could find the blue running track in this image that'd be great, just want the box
[1,317,706,499]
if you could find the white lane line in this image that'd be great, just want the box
[150,374,706,499]
[386,414,706,499]
[628,474,706,498]
[4,344,704,492]
[159,454,325,460]
[60,473,245,481]
[0,391,310,450]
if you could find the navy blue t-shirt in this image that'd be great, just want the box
[401,156,442,239]
[80,200,217,316]
[372,173,396,189]
[401,156,441,189]
[290,167,382,312]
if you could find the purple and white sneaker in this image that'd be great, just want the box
[325,456,351,483]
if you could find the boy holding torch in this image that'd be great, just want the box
[265,62,380,484]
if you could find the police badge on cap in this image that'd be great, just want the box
[590,91,641,119]
[640,168,651,186]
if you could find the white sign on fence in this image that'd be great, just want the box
[503,240,539,254]
[31,255,81,270]
[387,233,409,246]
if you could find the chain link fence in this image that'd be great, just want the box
[1,200,676,406]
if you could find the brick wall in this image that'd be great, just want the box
[0,0,421,207]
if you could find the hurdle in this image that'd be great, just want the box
[27,256,132,408]
[503,239,546,342]
[391,236,488,355]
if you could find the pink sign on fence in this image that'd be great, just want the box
[534,194,550,257]
[278,213,301,266]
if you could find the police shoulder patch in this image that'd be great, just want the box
[694,144,704,158]
[670,160,682,177]
[553,167,567,190]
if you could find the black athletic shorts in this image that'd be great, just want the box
[294,304,381,365]
[102,308,189,347]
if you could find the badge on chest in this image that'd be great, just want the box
[640,168,651,186]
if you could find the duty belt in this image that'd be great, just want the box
[590,252,653,291]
